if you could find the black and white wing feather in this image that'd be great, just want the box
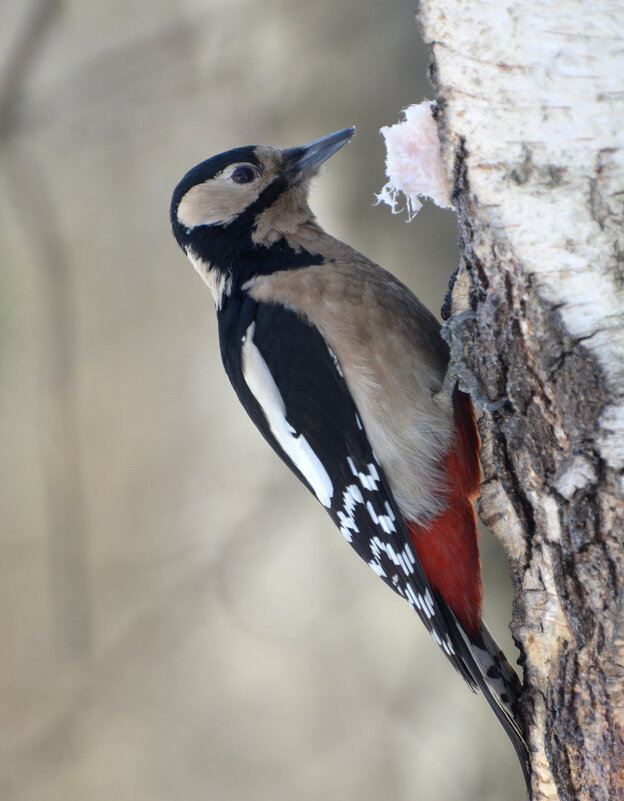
[219,295,530,782]
[219,295,478,687]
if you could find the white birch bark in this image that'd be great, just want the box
[416,2,624,799]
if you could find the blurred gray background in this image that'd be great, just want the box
[0,1,523,799]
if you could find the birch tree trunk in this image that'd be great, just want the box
[417,2,624,799]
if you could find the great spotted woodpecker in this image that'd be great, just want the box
[170,128,529,787]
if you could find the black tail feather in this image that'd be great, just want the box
[436,596,531,795]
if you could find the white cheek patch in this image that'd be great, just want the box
[241,322,334,508]
[177,175,260,229]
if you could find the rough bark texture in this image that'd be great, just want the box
[418,2,624,799]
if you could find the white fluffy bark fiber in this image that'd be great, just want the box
[378,102,452,216]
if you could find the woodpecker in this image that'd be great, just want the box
[170,128,529,786]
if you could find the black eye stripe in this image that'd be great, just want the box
[231,165,257,184]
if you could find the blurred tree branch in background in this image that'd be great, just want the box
[1,0,91,660]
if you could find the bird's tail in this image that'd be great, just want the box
[464,619,530,792]
[433,594,530,792]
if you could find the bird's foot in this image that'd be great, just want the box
[440,309,508,413]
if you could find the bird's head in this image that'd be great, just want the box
[170,128,355,302]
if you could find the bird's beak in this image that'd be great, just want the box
[284,127,356,172]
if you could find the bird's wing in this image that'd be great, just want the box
[219,295,478,688]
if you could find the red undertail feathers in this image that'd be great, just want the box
[408,389,482,635]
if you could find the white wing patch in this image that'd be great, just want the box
[241,322,334,508]
[346,458,380,491]
[368,535,416,579]
[336,484,364,542]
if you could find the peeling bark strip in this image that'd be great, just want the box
[417,2,624,799]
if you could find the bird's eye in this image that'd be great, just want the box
[231,165,257,184]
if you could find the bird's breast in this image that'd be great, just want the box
[247,260,455,524]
